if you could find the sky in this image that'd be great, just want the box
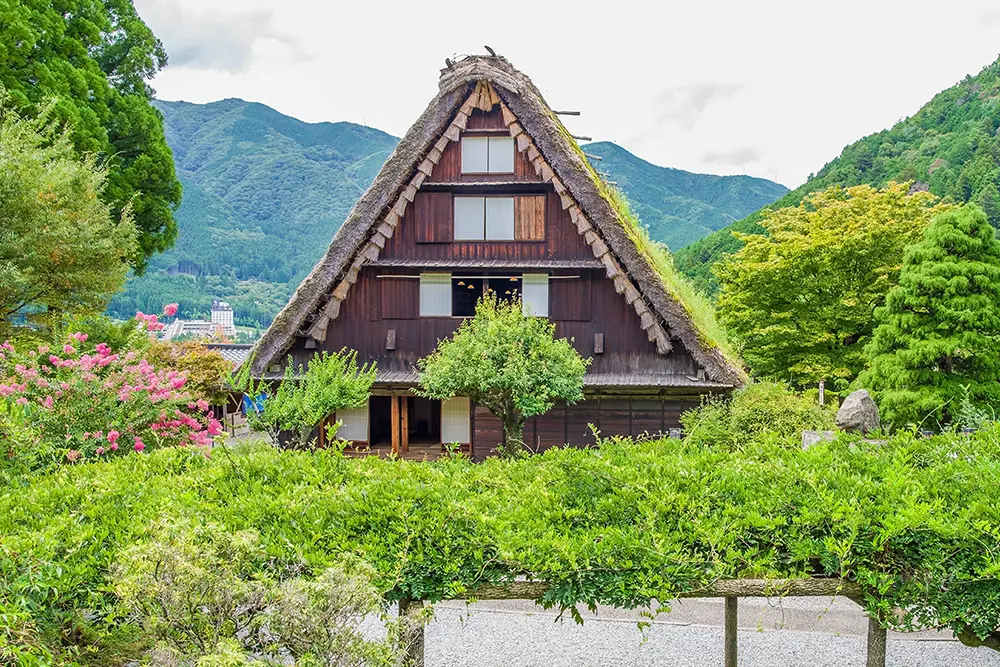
[134,0,1000,189]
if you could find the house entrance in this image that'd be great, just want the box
[368,395,442,451]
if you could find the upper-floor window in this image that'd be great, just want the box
[418,272,548,318]
[454,196,514,240]
[461,136,514,174]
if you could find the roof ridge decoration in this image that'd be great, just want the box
[249,55,746,386]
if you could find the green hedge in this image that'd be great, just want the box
[2,430,999,660]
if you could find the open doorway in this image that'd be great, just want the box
[407,396,441,444]
[369,396,393,446]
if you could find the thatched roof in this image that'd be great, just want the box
[249,54,747,387]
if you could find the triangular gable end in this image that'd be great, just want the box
[249,56,746,387]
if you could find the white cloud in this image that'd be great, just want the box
[136,0,1000,188]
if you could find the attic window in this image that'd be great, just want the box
[461,136,514,174]
[454,197,514,240]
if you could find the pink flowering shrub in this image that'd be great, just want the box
[0,331,224,466]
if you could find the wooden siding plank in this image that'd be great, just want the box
[414,192,453,243]
[379,277,418,319]
[514,195,545,241]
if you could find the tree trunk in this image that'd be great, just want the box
[500,417,525,458]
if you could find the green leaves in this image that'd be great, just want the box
[717,183,953,387]
[417,294,588,455]
[862,204,1000,428]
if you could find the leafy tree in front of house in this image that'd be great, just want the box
[0,104,139,338]
[860,204,1000,429]
[716,182,953,388]
[232,349,376,450]
[417,294,589,457]
[0,0,181,269]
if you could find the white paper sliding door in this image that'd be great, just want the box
[441,397,471,444]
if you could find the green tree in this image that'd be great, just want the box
[860,204,1000,429]
[234,349,376,450]
[0,0,181,268]
[417,294,589,457]
[716,183,953,387]
[0,105,138,338]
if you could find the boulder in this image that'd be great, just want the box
[836,390,880,433]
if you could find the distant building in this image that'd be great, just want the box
[211,300,236,337]
[160,301,237,341]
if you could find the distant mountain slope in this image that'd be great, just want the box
[108,99,399,326]
[108,100,786,328]
[583,142,787,250]
[676,57,1000,293]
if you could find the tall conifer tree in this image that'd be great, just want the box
[861,204,1000,428]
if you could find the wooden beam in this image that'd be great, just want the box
[400,396,409,454]
[453,579,863,602]
[572,135,592,141]
[552,110,581,116]
[866,617,887,667]
[724,597,738,667]
[398,599,425,667]
[391,396,400,455]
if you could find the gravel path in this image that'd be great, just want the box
[421,597,1000,667]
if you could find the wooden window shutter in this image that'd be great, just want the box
[550,271,592,321]
[514,195,546,241]
[415,192,453,243]
[380,277,419,319]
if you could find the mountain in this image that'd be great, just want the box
[107,99,399,326]
[109,100,787,328]
[582,142,788,250]
[676,57,1000,293]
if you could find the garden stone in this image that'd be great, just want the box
[801,430,836,450]
[836,390,880,433]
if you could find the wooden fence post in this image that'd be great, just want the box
[724,596,738,667]
[866,616,886,667]
[399,598,425,667]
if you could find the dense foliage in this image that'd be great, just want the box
[0,0,181,268]
[0,105,138,338]
[861,204,1000,428]
[716,183,952,387]
[0,330,223,474]
[108,99,399,327]
[582,142,787,250]
[418,295,588,455]
[680,381,836,448]
[1,431,998,661]
[677,56,1000,293]
[234,349,376,450]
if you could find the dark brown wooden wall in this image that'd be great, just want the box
[379,190,594,262]
[471,398,698,460]
[292,266,703,379]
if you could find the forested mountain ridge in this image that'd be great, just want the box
[582,142,788,250]
[108,100,786,328]
[676,57,1000,292]
[107,99,398,326]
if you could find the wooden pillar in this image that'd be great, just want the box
[724,596,738,667]
[391,396,400,455]
[866,616,887,667]
[400,395,409,453]
[399,598,425,667]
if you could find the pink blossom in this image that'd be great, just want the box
[107,430,120,444]
[109,443,119,451]
[41,396,53,409]
[63,344,75,355]
[95,446,105,455]
[49,355,61,365]
[1,341,13,352]
[0,385,13,397]
[197,399,210,412]
[133,437,145,452]
[15,397,27,405]
[163,303,178,317]
[66,450,81,463]
[207,419,223,436]
[82,432,90,440]
[70,332,88,342]
[37,345,49,354]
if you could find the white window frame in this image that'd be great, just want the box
[419,273,451,317]
[454,197,485,240]
[336,403,369,442]
[485,197,515,240]
[521,273,549,317]
[441,397,471,444]
[460,136,515,174]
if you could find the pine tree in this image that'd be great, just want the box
[861,204,1000,428]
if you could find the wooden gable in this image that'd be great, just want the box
[305,79,672,356]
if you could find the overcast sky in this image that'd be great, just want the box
[134,0,1000,188]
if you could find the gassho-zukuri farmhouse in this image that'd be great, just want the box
[248,53,747,459]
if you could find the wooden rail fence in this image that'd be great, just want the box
[398,579,888,667]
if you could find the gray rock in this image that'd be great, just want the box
[802,430,836,449]
[836,390,880,433]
